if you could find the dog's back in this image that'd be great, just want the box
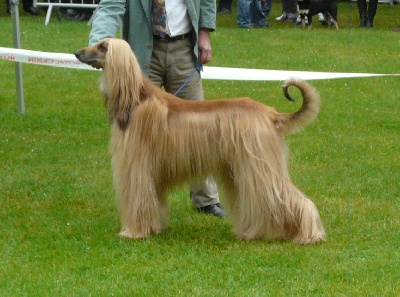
[157,78,320,137]
[310,0,338,19]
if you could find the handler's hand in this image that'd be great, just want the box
[198,28,212,65]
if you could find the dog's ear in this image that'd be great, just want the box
[102,38,145,130]
[97,39,109,53]
[115,104,131,130]
[104,94,131,130]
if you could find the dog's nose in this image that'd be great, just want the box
[74,50,82,60]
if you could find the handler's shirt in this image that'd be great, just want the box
[153,0,193,37]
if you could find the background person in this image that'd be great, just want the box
[357,0,378,28]
[237,0,272,28]
[275,0,297,22]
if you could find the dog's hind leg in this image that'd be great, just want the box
[229,166,288,241]
[330,4,339,29]
[323,12,331,27]
[326,9,339,28]
[226,131,294,241]
[230,166,325,243]
[330,17,339,29]
[282,183,326,244]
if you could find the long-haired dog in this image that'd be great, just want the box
[75,38,326,244]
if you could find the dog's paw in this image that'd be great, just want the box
[293,232,326,245]
[118,227,159,239]
[118,230,135,239]
[118,229,150,239]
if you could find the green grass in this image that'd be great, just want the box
[1,1,399,296]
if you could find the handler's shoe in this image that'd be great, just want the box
[198,203,226,217]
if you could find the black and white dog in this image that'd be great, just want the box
[297,0,339,29]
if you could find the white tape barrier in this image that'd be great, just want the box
[0,47,95,70]
[1,47,398,81]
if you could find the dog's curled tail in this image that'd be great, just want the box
[275,78,321,135]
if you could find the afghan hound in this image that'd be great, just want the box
[75,38,326,244]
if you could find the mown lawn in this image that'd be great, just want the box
[0,1,399,296]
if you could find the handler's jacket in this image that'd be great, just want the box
[89,0,216,77]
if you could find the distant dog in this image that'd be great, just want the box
[75,38,326,244]
[298,0,339,29]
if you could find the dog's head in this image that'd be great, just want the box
[75,38,145,130]
[75,38,111,69]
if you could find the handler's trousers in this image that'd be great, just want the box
[149,35,220,208]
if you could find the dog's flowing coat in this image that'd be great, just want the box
[75,38,326,244]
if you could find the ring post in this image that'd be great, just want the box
[10,0,25,114]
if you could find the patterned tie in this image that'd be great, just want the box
[152,0,168,37]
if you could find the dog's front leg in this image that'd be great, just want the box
[112,149,165,239]
[307,14,313,29]
[301,15,306,28]
[117,173,165,239]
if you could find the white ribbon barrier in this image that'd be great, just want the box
[0,47,95,71]
[1,46,399,80]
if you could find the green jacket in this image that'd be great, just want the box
[89,0,216,77]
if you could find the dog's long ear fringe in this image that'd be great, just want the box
[103,39,144,130]
[275,78,321,135]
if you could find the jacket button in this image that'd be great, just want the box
[143,64,149,69]
[147,44,152,49]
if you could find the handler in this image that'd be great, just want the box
[88,0,225,217]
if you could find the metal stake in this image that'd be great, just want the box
[10,0,25,114]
